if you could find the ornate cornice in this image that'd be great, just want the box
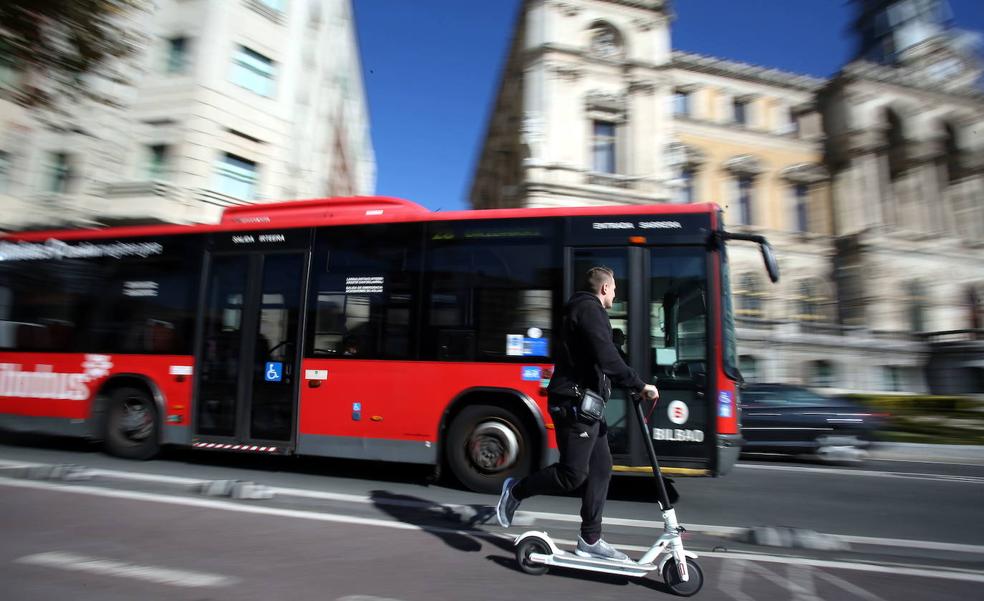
[671,51,824,92]
[837,60,984,102]
[596,0,670,11]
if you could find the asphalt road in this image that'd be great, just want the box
[1,434,983,600]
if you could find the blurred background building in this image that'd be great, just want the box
[471,0,984,395]
[0,0,375,229]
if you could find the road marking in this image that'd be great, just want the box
[736,462,984,484]
[15,551,237,588]
[3,476,984,585]
[2,460,982,556]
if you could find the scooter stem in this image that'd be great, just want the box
[633,394,673,510]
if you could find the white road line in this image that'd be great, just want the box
[735,462,984,484]
[15,551,237,588]
[2,460,983,555]
[550,536,984,585]
[3,476,984,585]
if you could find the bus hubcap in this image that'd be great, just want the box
[468,420,519,473]
[120,400,152,441]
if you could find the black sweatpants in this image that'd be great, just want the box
[511,400,612,542]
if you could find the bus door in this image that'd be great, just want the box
[568,246,712,473]
[194,250,308,451]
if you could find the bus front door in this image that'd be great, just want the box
[568,246,712,475]
[194,252,307,451]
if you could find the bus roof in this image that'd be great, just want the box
[2,196,720,242]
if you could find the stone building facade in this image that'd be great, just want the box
[470,0,984,394]
[0,0,375,229]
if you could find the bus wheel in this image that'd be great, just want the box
[446,405,533,493]
[104,386,160,460]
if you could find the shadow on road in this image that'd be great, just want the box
[369,490,513,554]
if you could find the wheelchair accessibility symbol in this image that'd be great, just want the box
[264,362,283,382]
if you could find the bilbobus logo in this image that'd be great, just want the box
[0,355,113,400]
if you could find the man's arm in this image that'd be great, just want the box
[579,304,646,392]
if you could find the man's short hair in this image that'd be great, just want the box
[584,266,615,293]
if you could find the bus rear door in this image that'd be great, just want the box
[193,231,310,452]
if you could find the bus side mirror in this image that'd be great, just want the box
[760,242,780,283]
[721,231,780,284]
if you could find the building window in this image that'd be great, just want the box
[0,150,9,193]
[809,360,835,388]
[943,122,963,184]
[737,175,753,225]
[592,120,617,174]
[147,144,169,179]
[786,108,799,135]
[794,183,809,232]
[675,166,695,204]
[231,46,275,97]
[885,109,906,180]
[736,273,764,319]
[47,152,73,194]
[733,98,749,126]
[166,37,189,74]
[258,0,286,11]
[907,281,927,332]
[589,22,623,60]
[883,366,904,392]
[215,153,258,199]
[673,90,691,117]
[739,355,759,381]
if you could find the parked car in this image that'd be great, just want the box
[739,383,887,461]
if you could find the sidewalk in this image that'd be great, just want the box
[869,442,984,465]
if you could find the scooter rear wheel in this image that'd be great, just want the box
[662,558,703,597]
[515,537,550,575]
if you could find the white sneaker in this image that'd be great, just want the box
[574,536,629,561]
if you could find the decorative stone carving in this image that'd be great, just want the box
[547,62,583,81]
[585,90,628,114]
[628,79,657,94]
[667,141,706,167]
[724,154,764,175]
[552,1,581,17]
[781,163,829,184]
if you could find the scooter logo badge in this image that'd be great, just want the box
[667,400,689,425]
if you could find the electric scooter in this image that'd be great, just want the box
[513,392,704,597]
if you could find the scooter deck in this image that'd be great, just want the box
[530,550,656,578]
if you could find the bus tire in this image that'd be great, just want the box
[104,386,160,460]
[445,404,533,494]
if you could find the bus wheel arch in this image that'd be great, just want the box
[91,375,164,460]
[440,388,546,493]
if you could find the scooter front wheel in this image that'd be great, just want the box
[515,537,551,575]
[662,558,703,597]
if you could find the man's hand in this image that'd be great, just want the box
[642,383,659,401]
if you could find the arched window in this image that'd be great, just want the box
[885,109,907,180]
[943,122,963,184]
[589,22,624,60]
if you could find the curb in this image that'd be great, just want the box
[868,442,984,464]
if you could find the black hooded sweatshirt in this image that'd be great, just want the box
[547,291,646,402]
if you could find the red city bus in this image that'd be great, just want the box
[0,197,777,492]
